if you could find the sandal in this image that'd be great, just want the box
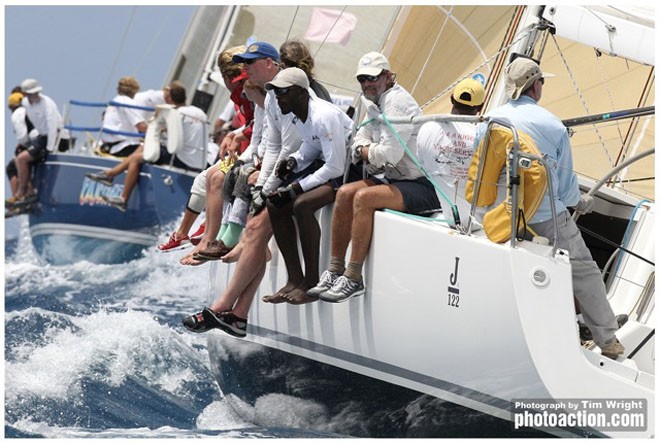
[182,308,221,333]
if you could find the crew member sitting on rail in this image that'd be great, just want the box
[6,90,35,200]
[10,78,70,206]
[416,77,485,229]
[86,81,208,212]
[98,76,148,157]
[261,67,354,305]
[310,51,441,303]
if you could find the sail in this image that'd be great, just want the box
[380,5,654,200]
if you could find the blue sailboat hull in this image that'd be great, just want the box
[27,153,196,264]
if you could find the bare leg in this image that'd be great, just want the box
[349,184,406,264]
[209,210,272,313]
[191,167,225,253]
[176,209,200,239]
[330,180,375,259]
[15,150,33,199]
[120,154,144,202]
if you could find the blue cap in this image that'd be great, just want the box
[232,42,280,63]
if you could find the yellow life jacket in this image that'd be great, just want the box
[465,126,547,243]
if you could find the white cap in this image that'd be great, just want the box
[21,78,43,94]
[356,52,390,77]
[265,67,310,90]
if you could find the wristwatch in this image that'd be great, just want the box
[355,145,364,159]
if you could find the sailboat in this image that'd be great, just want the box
[190,5,653,437]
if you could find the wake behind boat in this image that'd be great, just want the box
[194,4,654,438]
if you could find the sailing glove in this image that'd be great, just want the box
[275,157,298,180]
[249,185,267,216]
[268,183,301,208]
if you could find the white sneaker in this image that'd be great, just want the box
[307,270,341,298]
[320,276,365,303]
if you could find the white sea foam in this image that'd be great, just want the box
[5,309,213,403]
[196,399,253,430]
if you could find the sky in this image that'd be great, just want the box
[3,5,195,204]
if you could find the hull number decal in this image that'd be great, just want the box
[447,257,460,308]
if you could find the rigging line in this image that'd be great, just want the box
[483,5,525,112]
[614,67,655,166]
[578,225,654,267]
[550,34,615,170]
[285,6,300,43]
[420,22,531,110]
[593,50,626,148]
[134,12,170,79]
[312,6,349,59]
[101,6,138,99]
[410,6,452,96]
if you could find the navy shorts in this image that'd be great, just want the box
[371,175,441,215]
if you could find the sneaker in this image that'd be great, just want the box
[215,311,247,338]
[600,338,625,360]
[307,270,341,298]
[101,195,126,212]
[157,232,191,252]
[189,223,205,246]
[320,275,365,303]
[86,171,114,186]
[579,314,629,342]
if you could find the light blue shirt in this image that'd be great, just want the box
[475,95,580,223]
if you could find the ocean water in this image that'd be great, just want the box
[4,216,341,438]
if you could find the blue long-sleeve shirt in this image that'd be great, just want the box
[475,95,580,223]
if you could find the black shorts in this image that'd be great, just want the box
[26,135,48,163]
[113,144,140,158]
[157,146,203,173]
[371,175,441,215]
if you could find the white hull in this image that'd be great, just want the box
[207,186,654,437]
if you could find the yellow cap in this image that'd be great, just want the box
[453,78,485,106]
[8,92,24,107]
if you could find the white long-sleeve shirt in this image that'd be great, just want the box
[289,95,353,191]
[238,103,267,163]
[11,106,31,147]
[353,83,422,180]
[257,89,303,193]
[21,94,64,152]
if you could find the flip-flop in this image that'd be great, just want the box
[182,308,222,333]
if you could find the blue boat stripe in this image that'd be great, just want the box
[249,324,511,410]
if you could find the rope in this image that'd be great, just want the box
[69,100,109,108]
[420,26,533,110]
[551,34,615,169]
[101,6,137,98]
[376,113,462,226]
[108,100,155,112]
[312,6,349,59]
[285,6,299,42]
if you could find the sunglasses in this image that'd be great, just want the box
[357,72,384,83]
[539,77,545,85]
[244,57,265,65]
[273,87,291,97]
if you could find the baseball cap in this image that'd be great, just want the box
[505,58,550,100]
[21,78,43,94]
[265,67,310,91]
[8,92,24,107]
[232,42,279,63]
[453,77,485,106]
[356,52,390,77]
[232,70,249,84]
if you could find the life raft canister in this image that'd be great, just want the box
[143,104,184,163]
[465,126,547,243]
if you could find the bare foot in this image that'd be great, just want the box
[179,253,208,266]
[262,282,296,304]
[283,287,317,305]
[221,241,243,263]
